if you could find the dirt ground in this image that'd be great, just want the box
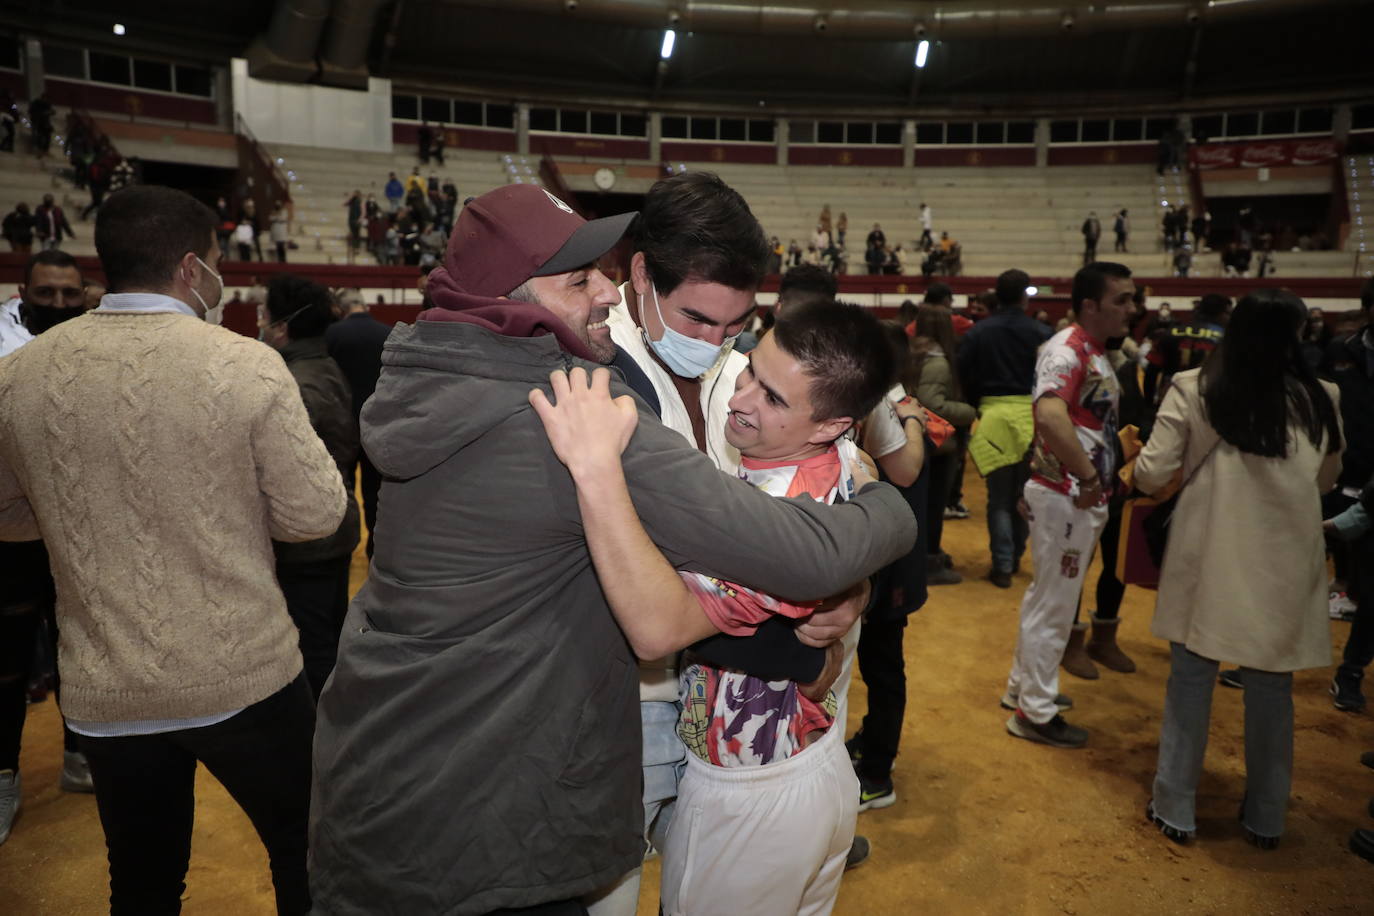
[4,468,1374,914]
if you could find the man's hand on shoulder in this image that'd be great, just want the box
[795,578,871,648]
[529,366,639,479]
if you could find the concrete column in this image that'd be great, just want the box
[1034,117,1050,167]
[903,119,916,168]
[517,102,530,156]
[1334,104,1352,143]
[214,67,233,131]
[776,118,788,167]
[649,111,661,163]
[24,38,43,101]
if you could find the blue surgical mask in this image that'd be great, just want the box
[641,284,735,379]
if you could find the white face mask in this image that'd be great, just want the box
[640,284,736,379]
[187,255,224,324]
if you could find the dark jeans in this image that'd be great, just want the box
[1093,493,1126,621]
[237,242,253,261]
[277,557,352,700]
[925,449,959,556]
[985,459,1031,574]
[947,429,969,508]
[275,241,288,262]
[1337,532,1374,688]
[853,616,908,782]
[79,674,315,915]
[0,540,76,771]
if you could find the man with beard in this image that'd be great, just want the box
[0,250,93,848]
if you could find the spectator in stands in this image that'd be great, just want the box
[1003,262,1133,748]
[1033,309,1052,327]
[405,167,426,199]
[2,203,33,255]
[766,236,783,274]
[1082,211,1100,265]
[1193,210,1211,251]
[836,211,848,248]
[1162,206,1179,251]
[885,245,904,275]
[867,223,886,252]
[258,274,361,699]
[417,120,433,164]
[240,198,264,260]
[787,238,802,267]
[383,221,400,266]
[270,202,291,263]
[384,172,403,213]
[27,95,52,157]
[326,290,390,557]
[431,127,445,166]
[865,241,886,276]
[345,191,362,250]
[958,268,1053,589]
[1173,244,1193,278]
[0,90,15,152]
[919,204,933,250]
[775,263,838,316]
[33,194,74,251]
[1139,289,1341,849]
[818,203,832,236]
[214,197,234,261]
[912,305,976,586]
[234,216,255,262]
[367,208,388,264]
[1114,208,1130,253]
[1300,307,1332,372]
[0,184,345,914]
[418,224,447,269]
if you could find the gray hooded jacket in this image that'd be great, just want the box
[309,319,916,914]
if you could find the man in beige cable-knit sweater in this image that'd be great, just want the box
[0,185,346,915]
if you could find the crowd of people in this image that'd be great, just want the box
[778,202,960,280]
[0,170,1371,916]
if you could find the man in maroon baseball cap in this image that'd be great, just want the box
[419,183,637,362]
[310,182,916,916]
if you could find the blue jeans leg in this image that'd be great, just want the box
[1152,642,1217,834]
[1240,666,1293,839]
[985,460,1029,574]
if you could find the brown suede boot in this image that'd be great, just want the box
[1061,622,1100,680]
[1086,614,1137,673]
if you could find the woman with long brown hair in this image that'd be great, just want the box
[910,305,976,584]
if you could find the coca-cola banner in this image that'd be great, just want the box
[1190,138,1342,170]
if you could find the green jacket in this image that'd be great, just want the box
[968,395,1036,476]
[915,352,977,428]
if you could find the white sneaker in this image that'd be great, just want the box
[0,769,20,846]
[1330,591,1357,621]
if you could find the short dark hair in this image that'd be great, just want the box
[266,273,335,339]
[95,185,216,293]
[1194,293,1231,323]
[772,300,893,424]
[777,263,837,313]
[24,249,81,287]
[1071,262,1132,311]
[923,282,953,306]
[995,269,1031,308]
[635,171,769,296]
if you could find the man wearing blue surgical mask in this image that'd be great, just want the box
[592,171,873,914]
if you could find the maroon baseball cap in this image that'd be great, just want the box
[444,184,637,297]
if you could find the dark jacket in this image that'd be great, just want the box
[273,337,360,565]
[1332,326,1374,490]
[33,204,72,242]
[309,319,916,915]
[325,312,392,419]
[2,209,32,246]
[957,306,1052,403]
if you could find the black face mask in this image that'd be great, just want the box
[21,302,85,335]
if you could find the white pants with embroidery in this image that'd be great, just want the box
[1005,482,1109,724]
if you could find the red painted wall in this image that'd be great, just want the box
[44,78,217,124]
[662,142,776,164]
[787,146,903,167]
[531,134,650,158]
[0,71,26,100]
[1047,144,1156,166]
[392,122,518,153]
[913,146,1035,167]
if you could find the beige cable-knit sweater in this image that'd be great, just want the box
[0,311,348,722]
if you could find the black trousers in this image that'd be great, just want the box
[277,557,353,700]
[925,449,959,556]
[79,674,315,916]
[1337,532,1374,686]
[1093,493,1126,621]
[853,616,909,782]
[0,540,76,771]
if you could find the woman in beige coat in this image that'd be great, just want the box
[1135,289,1342,849]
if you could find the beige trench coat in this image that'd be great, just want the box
[1135,369,1342,672]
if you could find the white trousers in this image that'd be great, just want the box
[659,719,859,916]
[1005,483,1109,724]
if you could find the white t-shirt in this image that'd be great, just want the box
[0,297,33,358]
[859,384,909,460]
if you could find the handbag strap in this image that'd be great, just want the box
[1177,432,1222,494]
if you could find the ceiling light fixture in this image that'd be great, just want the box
[113,24,126,36]
[915,39,930,68]
[661,29,676,60]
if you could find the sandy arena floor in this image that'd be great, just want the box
[3,468,1374,914]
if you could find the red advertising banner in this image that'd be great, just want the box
[1190,137,1342,170]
